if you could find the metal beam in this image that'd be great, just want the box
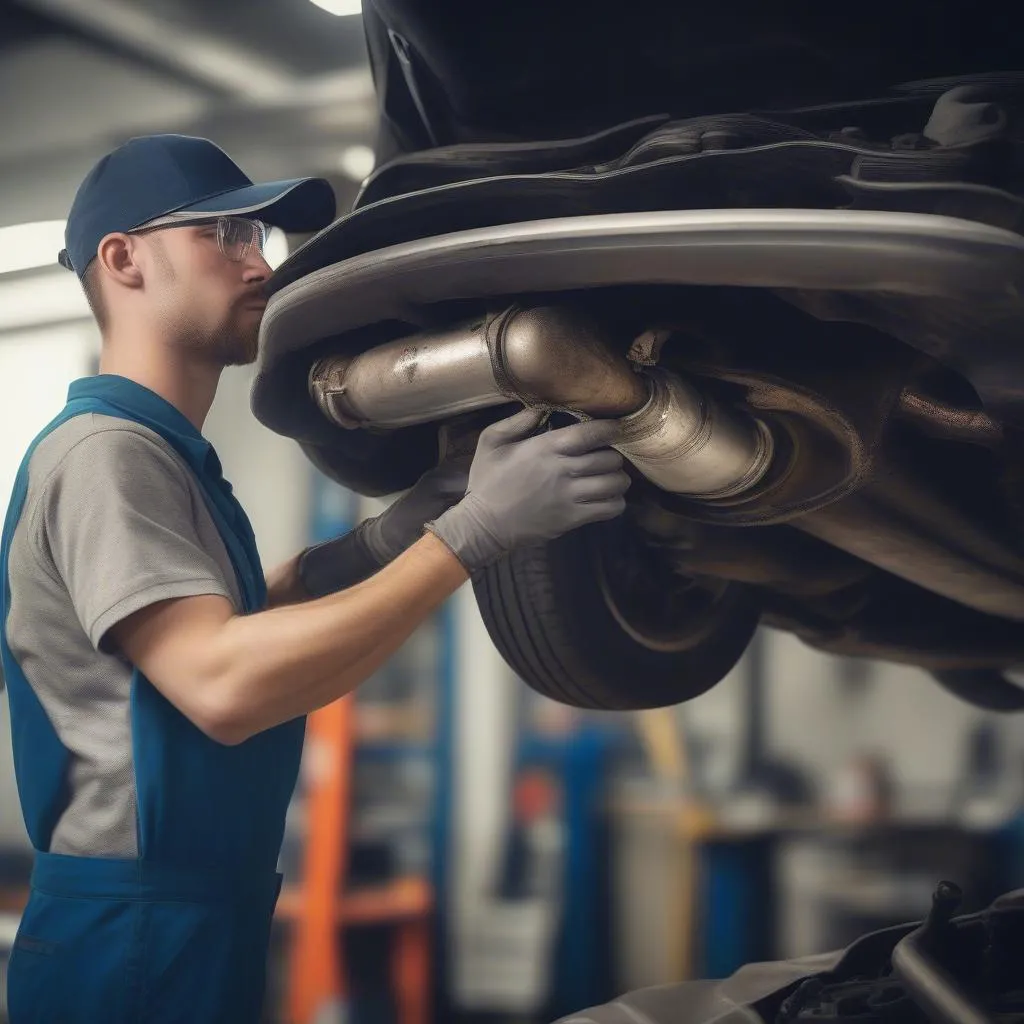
[16,0,374,110]
[17,0,295,99]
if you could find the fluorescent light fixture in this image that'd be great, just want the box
[308,0,362,15]
[338,145,375,182]
[0,270,89,331]
[0,220,67,276]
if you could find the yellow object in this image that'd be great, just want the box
[635,707,688,785]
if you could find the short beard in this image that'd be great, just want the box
[210,321,260,367]
[174,317,259,368]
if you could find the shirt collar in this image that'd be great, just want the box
[67,375,219,478]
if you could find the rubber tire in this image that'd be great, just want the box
[472,521,762,710]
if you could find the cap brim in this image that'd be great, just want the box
[178,176,336,233]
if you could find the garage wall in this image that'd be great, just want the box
[680,626,1014,816]
[763,630,988,807]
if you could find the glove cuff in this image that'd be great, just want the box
[298,520,384,598]
[358,513,398,566]
[424,496,506,575]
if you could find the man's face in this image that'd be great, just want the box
[139,219,270,368]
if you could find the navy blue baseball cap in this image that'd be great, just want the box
[58,134,337,278]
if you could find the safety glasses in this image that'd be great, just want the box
[128,214,269,263]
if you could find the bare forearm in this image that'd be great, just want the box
[214,533,467,740]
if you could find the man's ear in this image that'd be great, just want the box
[95,232,143,289]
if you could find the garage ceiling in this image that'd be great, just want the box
[0,0,375,226]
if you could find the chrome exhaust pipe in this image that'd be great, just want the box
[310,305,773,500]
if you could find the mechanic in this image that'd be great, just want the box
[0,134,631,1023]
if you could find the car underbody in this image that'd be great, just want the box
[254,152,1024,711]
[252,5,1024,716]
[249,6,1024,1018]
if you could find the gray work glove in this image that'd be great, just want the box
[360,456,472,564]
[299,458,469,597]
[425,408,630,573]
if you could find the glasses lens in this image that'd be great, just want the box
[219,218,248,261]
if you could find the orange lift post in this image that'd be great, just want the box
[276,694,433,1024]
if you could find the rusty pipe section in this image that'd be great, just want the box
[897,388,1003,447]
[309,305,774,500]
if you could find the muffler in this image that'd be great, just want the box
[309,305,774,500]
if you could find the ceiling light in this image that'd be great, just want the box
[338,145,375,182]
[0,221,67,276]
[308,0,363,15]
[0,270,89,332]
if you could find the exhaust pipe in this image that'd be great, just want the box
[306,304,1024,621]
[309,305,774,500]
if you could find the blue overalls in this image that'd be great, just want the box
[1,376,306,1023]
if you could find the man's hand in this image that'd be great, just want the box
[361,457,471,565]
[426,408,630,573]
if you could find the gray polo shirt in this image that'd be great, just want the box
[4,413,240,858]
